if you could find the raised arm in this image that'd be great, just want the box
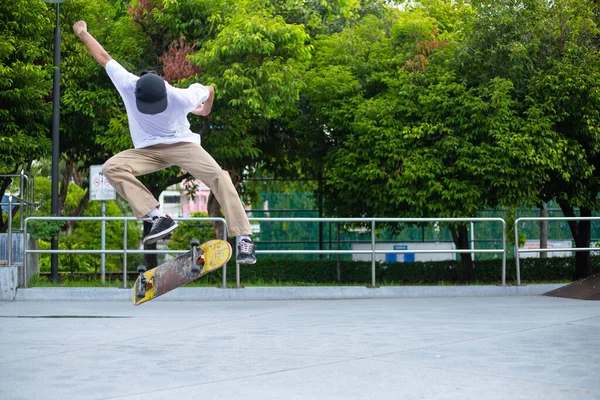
[73,20,112,67]
[191,86,215,116]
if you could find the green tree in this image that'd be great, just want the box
[253,1,393,252]
[302,3,558,281]
[0,0,53,232]
[461,0,600,278]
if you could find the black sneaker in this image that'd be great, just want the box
[237,238,256,264]
[143,215,178,245]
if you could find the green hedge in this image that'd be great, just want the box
[218,256,600,285]
[36,255,600,286]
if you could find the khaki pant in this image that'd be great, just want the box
[102,142,252,237]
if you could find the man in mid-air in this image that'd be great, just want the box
[73,20,256,264]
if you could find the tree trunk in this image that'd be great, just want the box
[559,202,592,279]
[62,190,89,236]
[207,192,225,239]
[57,162,90,235]
[58,159,72,217]
[540,202,548,259]
[450,224,474,282]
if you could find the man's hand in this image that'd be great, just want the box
[72,20,112,67]
[192,86,215,116]
[73,20,87,38]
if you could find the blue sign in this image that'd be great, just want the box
[1,195,9,212]
[386,245,415,263]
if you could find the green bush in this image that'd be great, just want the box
[34,255,600,287]
[214,255,600,285]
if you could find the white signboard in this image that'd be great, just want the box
[89,165,116,201]
[519,240,572,258]
[351,242,456,262]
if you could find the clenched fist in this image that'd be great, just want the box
[73,20,87,37]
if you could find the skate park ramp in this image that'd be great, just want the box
[544,273,600,300]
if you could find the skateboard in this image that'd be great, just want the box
[133,239,232,306]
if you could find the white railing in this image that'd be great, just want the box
[22,216,228,288]
[22,216,507,288]
[514,216,600,285]
[241,217,507,287]
[1,171,35,267]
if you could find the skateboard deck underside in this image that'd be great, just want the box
[133,240,232,306]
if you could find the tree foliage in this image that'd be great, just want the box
[459,0,600,278]
[301,0,600,280]
[0,0,53,232]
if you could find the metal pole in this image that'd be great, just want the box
[19,171,25,231]
[501,220,506,286]
[25,172,33,230]
[514,220,521,285]
[122,219,127,288]
[8,195,12,267]
[470,221,475,261]
[100,201,106,285]
[371,220,376,288]
[30,172,35,218]
[222,220,228,289]
[23,219,28,288]
[50,2,61,283]
[235,237,240,288]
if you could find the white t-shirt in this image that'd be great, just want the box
[105,60,209,149]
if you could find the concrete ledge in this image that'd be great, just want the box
[0,266,18,301]
[13,284,567,302]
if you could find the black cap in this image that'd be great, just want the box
[135,73,168,115]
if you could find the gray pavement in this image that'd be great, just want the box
[0,296,599,400]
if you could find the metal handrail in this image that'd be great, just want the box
[514,216,600,285]
[1,171,35,268]
[1,170,35,231]
[21,216,506,288]
[23,216,228,288]
[242,217,507,287]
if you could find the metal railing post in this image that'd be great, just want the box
[371,220,376,287]
[100,202,106,285]
[470,221,475,261]
[122,220,128,288]
[222,220,229,289]
[7,195,12,267]
[19,171,24,231]
[514,220,521,286]
[235,237,240,289]
[23,218,28,288]
[501,219,507,286]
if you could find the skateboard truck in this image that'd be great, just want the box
[135,265,147,300]
[190,239,205,274]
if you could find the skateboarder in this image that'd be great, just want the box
[73,20,256,264]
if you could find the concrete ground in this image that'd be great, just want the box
[0,296,599,400]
